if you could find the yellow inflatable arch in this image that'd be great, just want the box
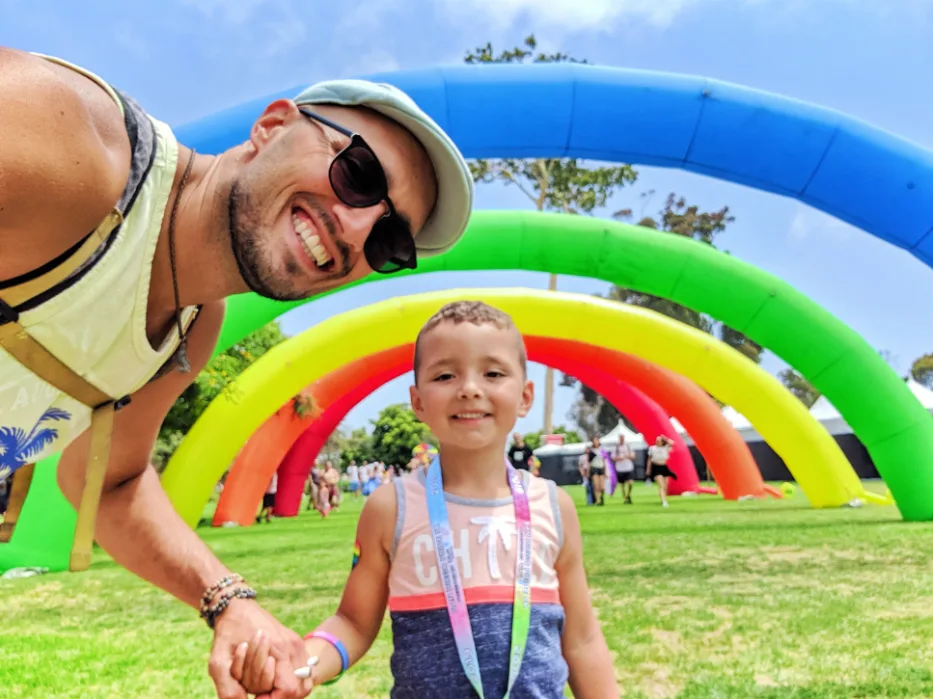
[162,289,871,527]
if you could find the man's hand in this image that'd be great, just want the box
[210,598,314,699]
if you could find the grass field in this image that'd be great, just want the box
[2,481,933,698]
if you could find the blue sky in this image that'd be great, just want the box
[4,0,933,436]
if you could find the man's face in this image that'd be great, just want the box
[228,101,437,301]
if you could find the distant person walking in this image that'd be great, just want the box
[258,472,277,523]
[588,436,608,507]
[613,436,636,504]
[646,435,678,508]
[578,446,593,505]
[508,432,533,471]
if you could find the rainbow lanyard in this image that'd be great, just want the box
[425,456,533,699]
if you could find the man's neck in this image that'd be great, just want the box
[145,146,247,345]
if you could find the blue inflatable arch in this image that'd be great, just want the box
[178,63,933,266]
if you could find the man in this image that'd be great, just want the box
[507,432,533,471]
[0,48,472,699]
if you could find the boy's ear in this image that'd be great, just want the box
[518,378,535,418]
[409,384,426,419]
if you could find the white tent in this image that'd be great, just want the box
[807,395,853,436]
[720,405,753,431]
[599,420,644,448]
[533,420,647,459]
[906,378,933,412]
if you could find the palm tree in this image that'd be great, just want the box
[470,515,516,580]
[0,407,70,481]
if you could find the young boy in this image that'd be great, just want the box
[231,300,618,697]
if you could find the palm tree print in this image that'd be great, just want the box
[471,515,516,580]
[0,407,71,481]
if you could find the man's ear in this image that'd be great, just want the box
[249,99,301,151]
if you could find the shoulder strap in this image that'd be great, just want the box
[0,213,128,574]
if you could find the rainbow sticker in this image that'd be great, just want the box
[351,540,361,569]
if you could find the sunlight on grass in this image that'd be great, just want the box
[2,482,932,698]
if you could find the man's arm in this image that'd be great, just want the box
[55,301,229,605]
[55,300,310,699]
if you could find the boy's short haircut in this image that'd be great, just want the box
[413,300,527,378]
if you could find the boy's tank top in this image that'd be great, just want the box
[387,469,569,698]
[0,55,198,478]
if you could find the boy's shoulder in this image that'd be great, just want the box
[360,480,400,552]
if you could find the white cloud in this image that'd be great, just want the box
[179,0,272,24]
[343,50,401,78]
[787,204,855,243]
[112,22,150,61]
[436,0,702,32]
[178,0,308,58]
[434,0,929,36]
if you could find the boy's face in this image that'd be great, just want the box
[410,321,533,452]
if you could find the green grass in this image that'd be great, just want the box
[3,482,933,698]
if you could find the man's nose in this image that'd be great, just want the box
[332,201,385,245]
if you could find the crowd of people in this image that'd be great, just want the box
[297,458,413,519]
[251,428,678,529]
[578,433,678,508]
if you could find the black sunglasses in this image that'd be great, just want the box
[298,108,417,274]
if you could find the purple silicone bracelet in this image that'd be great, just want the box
[303,630,349,683]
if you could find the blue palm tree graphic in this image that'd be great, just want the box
[0,407,71,481]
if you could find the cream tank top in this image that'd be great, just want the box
[0,55,197,479]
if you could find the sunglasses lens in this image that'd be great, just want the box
[331,142,387,208]
[364,217,416,273]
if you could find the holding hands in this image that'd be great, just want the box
[200,574,315,699]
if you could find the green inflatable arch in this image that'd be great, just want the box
[217,211,933,521]
[3,210,930,574]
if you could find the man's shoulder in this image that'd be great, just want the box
[0,49,131,278]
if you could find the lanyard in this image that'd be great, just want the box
[425,456,533,699]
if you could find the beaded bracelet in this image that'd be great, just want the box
[201,586,257,629]
[200,573,244,611]
[303,630,349,685]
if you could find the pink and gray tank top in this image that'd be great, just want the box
[387,468,568,697]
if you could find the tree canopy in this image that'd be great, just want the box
[153,321,289,470]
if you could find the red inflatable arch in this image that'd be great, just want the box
[210,345,412,526]
[532,339,764,497]
[213,338,763,524]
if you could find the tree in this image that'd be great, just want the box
[337,427,374,469]
[152,321,289,470]
[369,404,434,468]
[609,193,761,360]
[562,193,758,432]
[778,368,821,408]
[912,353,933,389]
[558,380,631,439]
[465,35,638,435]
[319,426,346,465]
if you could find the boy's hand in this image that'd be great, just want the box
[231,630,315,697]
[231,631,276,696]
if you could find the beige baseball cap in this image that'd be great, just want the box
[294,79,474,258]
